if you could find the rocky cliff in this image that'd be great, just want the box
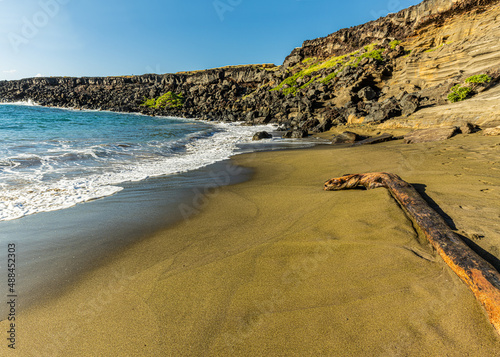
[1,0,499,132]
[283,0,498,67]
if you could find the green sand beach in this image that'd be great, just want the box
[5,133,500,356]
[1,135,500,356]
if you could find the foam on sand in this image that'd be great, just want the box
[0,121,276,221]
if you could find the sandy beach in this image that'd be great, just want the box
[5,132,500,356]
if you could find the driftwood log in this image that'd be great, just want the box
[324,172,500,335]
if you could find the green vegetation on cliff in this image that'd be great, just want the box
[300,75,320,89]
[141,91,184,109]
[448,74,491,103]
[448,85,472,103]
[347,48,385,67]
[271,43,387,95]
[389,40,401,49]
[320,70,341,84]
[465,74,492,87]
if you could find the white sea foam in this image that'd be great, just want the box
[0,122,275,221]
[0,99,39,106]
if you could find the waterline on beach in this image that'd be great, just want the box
[0,105,314,221]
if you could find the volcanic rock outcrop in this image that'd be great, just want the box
[1,0,499,130]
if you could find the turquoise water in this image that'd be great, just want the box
[0,104,279,220]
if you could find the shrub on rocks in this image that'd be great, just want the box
[448,74,491,103]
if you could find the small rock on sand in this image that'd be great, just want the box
[252,131,273,141]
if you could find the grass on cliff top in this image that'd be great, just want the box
[269,52,356,94]
[364,43,377,52]
[301,57,317,64]
[141,91,184,109]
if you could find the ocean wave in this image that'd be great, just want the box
[0,121,275,221]
[0,99,39,106]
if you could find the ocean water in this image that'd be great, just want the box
[0,103,298,221]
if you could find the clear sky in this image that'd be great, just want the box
[0,0,422,80]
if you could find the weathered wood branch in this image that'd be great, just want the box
[324,172,500,335]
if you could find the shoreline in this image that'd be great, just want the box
[0,159,254,318]
[3,133,500,355]
[0,103,322,318]
[0,103,300,223]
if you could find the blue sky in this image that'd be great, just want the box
[0,0,422,80]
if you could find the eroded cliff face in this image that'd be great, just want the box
[0,0,499,130]
[283,0,498,68]
[391,1,500,89]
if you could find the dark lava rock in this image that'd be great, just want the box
[364,97,402,123]
[352,133,395,146]
[404,126,459,144]
[254,115,272,124]
[252,131,273,141]
[312,119,333,133]
[358,86,377,101]
[301,118,320,131]
[400,93,420,117]
[331,131,363,144]
[282,129,308,139]
[459,123,478,134]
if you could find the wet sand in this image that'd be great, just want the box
[0,160,253,316]
[5,132,500,356]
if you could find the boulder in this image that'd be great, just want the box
[358,86,377,101]
[252,131,273,141]
[331,131,362,144]
[364,97,401,123]
[400,94,420,117]
[282,129,308,139]
[460,123,478,134]
[352,133,396,146]
[404,127,459,144]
